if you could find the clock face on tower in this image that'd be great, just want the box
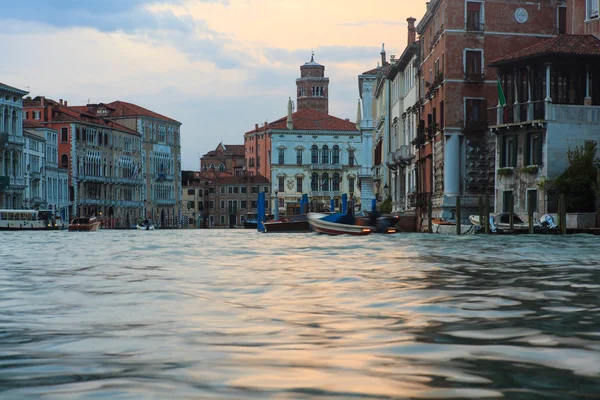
[515,8,528,24]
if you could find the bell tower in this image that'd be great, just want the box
[296,52,329,114]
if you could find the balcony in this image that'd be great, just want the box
[10,177,26,187]
[31,196,42,204]
[386,145,415,170]
[466,22,485,32]
[464,120,488,132]
[156,173,174,181]
[310,163,343,170]
[489,101,599,127]
[155,198,176,205]
[7,134,25,145]
[464,72,485,82]
[30,171,41,181]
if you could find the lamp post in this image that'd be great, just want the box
[384,183,389,200]
[273,185,279,221]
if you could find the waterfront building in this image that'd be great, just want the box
[414,0,562,224]
[23,121,70,219]
[245,55,364,213]
[0,82,28,209]
[200,143,245,176]
[489,36,600,217]
[23,97,145,227]
[357,70,377,211]
[23,127,46,210]
[98,101,182,228]
[181,170,269,228]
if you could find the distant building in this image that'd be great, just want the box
[200,143,245,176]
[23,128,46,210]
[181,170,269,228]
[296,53,329,115]
[0,82,28,209]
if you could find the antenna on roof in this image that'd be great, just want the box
[87,99,90,104]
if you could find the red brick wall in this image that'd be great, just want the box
[568,0,600,35]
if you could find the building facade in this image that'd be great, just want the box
[415,0,562,224]
[23,128,46,211]
[23,97,145,227]
[296,54,329,115]
[200,143,245,176]
[182,170,270,228]
[0,82,28,209]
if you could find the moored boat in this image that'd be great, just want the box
[263,214,310,233]
[469,213,541,233]
[307,213,373,235]
[0,209,60,231]
[68,216,101,232]
[136,222,155,230]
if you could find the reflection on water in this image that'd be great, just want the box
[0,231,599,399]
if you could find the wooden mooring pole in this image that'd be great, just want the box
[484,194,490,234]
[456,196,462,235]
[509,193,514,231]
[528,196,534,234]
[560,194,567,235]
[427,198,433,234]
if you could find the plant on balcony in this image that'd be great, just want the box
[497,167,513,177]
[521,165,539,174]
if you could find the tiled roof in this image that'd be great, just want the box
[190,171,270,184]
[23,120,48,129]
[0,82,28,94]
[489,34,600,66]
[246,108,356,134]
[105,100,180,123]
[361,62,391,76]
[223,144,245,155]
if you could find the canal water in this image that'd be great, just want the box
[0,230,599,399]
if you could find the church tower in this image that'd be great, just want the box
[296,53,329,114]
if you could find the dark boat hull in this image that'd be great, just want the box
[263,221,310,233]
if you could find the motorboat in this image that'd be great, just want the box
[0,209,61,231]
[308,212,373,235]
[242,213,258,229]
[136,221,155,230]
[469,213,542,233]
[68,216,101,232]
[263,214,310,233]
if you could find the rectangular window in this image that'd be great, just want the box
[526,132,542,166]
[60,127,68,143]
[220,215,226,225]
[465,99,487,130]
[251,186,258,194]
[466,1,483,31]
[264,186,269,193]
[241,200,247,209]
[500,135,517,168]
[296,177,302,193]
[527,189,538,213]
[348,150,355,166]
[465,50,482,79]
[220,200,225,209]
[251,200,257,208]
[296,149,302,165]
[278,177,285,193]
[209,200,215,209]
[278,197,284,207]
[228,186,233,194]
[187,201,195,209]
[588,0,599,19]
[257,156,260,168]
[348,177,355,194]
[187,189,195,195]
[228,200,237,213]
[558,7,567,34]
[220,186,225,194]
[241,186,246,194]
[278,148,285,165]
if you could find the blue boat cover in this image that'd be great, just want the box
[320,213,356,225]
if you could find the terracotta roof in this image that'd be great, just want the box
[105,100,180,123]
[23,120,49,129]
[489,35,600,66]
[361,62,391,76]
[223,144,245,155]
[245,108,356,135]
[190,171,270,184]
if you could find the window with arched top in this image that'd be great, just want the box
[348,149,355,166]
[218,163,225,172]
[332,145,340,164]
[311,145,318,164]
[321,145,329,164]
[321,173,329,191]
[209,163,215,170]
[61,154,69,169]
[311,172,319,191]
[11,110,17,134]
[333,173,340,191]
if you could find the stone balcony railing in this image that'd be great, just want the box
[490,101,600,126]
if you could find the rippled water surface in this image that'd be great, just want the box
[1,230,600,399]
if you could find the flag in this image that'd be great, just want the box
[497,77,507,107]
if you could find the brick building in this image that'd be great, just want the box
[296,53,329,115]
[200,143,245,176]
[415,0,563,223]
[181,170,269,228]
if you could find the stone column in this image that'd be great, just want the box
[545,63,552,120]
[585,65,592,106]
[527,66,534,120]
[513,69,520,122]
[444,134,460,196]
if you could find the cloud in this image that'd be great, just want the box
[339,20,408,27]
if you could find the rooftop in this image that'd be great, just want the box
[105,100,180,124]
[489,34,600,66]
[245,108,356,135]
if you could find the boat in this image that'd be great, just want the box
[242,213,258,229]
[308,212,373,235]
[68,216,101,232]
[136,221,155,230]
[0,209,61,231]
[469,213,542,233]
[263,214,310,233]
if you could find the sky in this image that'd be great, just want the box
[0,0,426,170]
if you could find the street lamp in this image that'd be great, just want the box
[384,183,390,199]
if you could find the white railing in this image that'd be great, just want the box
[547,104,600,123]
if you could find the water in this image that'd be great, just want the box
[1,230,599,399]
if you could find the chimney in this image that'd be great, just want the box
[64,100,68,106]
[41,96,45,106]
[380,43,386,66]
[407,17,417,44]
[255,123,258,132]
[390,55,396,62]
[59,99,63,105]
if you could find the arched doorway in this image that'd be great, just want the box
[229,213,236,228]
[160,209,166,228]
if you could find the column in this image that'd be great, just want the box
[513,69,520,122]
[527,66,534,121]
[545,63,552,120]
[444,134,460,196]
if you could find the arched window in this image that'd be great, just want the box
[61,154,69,169]
[209,163,215,170]
[311,145,318,164]
[321,145,329,164]
[332,145,340,164]
[218,163,225,172]
[11,110,17,134]
[321,173,329,191]
[348,149,355,166]
[311,172,319,191]
[333,173,340,191]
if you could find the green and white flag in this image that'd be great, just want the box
[497,77,507,107]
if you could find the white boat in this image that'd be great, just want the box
[0,209,60,230]
[307,213,373,235]
[469,213,540,233]
[68,216,101,232]
[136,223,155,230]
